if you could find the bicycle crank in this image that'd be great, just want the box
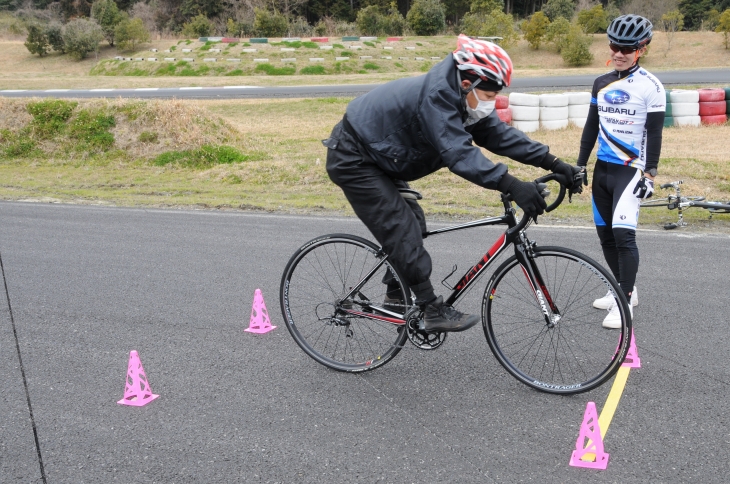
[406,313,447,350]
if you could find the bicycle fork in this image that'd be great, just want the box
[514,241,561,328]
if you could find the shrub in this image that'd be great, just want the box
[662,10,685,52]
[383,3,406,36]
[406,0,446,36]
[357,5,383,36]
[717,9,730,49]
[181,14,213,38]
[45,23,65,53]
[300,65,325,74]
[67,110,116,151]
[561,24,594,66]
[577,4,608,34]
[253,8,287,37]
[542,0,574,22]
[62,18,104,60]
[546,16,571,52]
[153,145,250,168]
[254,63,295,75]
[91,0,125,46]
[27,99,78,138]
[469,0,503,15]
[363,62,379,70]
[115,18,151,52]
[461,8,519,48]
[24,24,49,57]
[522,11,550,49]
[288,17,313,37]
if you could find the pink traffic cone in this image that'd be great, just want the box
[245,288,276,334]
[622,329,641,368]
[569,401,609,469]
[117,350,160,407]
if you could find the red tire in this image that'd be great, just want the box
[497,108,512,124]
[699,101,727,116]
[700,114,728,125]
[698,88,725,102]
[496,95,509,109]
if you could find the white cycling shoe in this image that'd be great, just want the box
[593,286,638,310]
[602,303,633,329]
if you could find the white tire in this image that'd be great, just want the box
[540,119,569,130]
[539,106,569,121]
[669,89,699,103]
[568,104,590,118]
[509,92,539,107]
[564,91,591,105]
[671,102,700,117]
[539,93,569,107]
[673,115,701,127]
[569,117,588,129]
[510,105,540,121]
[512,120,540,132]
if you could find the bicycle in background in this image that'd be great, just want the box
[640,180,730,230]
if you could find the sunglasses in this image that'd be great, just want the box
[609,43,638,55]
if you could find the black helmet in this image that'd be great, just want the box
[607,14,653,48]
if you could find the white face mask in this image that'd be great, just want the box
[466,97,496,121]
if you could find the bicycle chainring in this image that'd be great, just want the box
[405,312,447,350]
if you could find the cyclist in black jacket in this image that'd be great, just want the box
[324,35,581,333]
[576,15,665,328]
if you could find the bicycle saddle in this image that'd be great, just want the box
[398,188,423,200]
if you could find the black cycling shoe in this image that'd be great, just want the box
[422,296,479,333]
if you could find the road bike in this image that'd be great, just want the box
[280,175,632,395]
[640,180,730,230]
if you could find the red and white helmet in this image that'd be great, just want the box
[452,34,513,88]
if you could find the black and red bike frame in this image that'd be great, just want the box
[337,175,565,327]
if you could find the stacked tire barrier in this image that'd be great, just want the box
[496,95,511,124]
[565,91,591,129]
[539,93,569,130]
[664,89,674,127]
[698,88,727,125]
[508,92,539,133]
[669,89,700,127]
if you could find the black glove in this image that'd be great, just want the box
[550,159,584,194]
[579,167,589,188]
[633,176,654,199]
[498,174,547,219]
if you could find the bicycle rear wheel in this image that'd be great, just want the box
[692,201,730,214]
[483,246,631,395]
[280,234,410,372]
[640,197,673,208]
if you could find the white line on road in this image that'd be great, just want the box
[222,86,262,89]
[135,88,159,91]
[179,87,203,90]
[90,89,115,92]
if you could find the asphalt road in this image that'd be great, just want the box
[1,201,729,482]
[1,68,729,99]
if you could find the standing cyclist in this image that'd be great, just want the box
[324,35,581,334]
[576,15,666,328]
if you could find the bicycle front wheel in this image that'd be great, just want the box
[483,246,631,395]
[280,234,410,372]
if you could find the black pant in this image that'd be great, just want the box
[591,160,641,298]
[324,120,436,303]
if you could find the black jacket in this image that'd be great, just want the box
[331,57,553,190]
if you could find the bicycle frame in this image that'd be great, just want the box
[336,179,565,329]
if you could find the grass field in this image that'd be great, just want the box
[1,95,729,231]
[0,31,729,90]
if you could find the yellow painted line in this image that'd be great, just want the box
[581,366,631,461]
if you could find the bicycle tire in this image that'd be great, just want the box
[280,234,410,373]
[691,201,730,213]
[482,246,631,395]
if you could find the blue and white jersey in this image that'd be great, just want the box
[591,63,665,171]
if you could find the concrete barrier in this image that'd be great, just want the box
[319,46,333,50]
[335,57,349,61]
[226,58,241,62]
[203,58,217,62]
[147,58,158,61]
[309,58,324,62]
[163,58,176,61]
[253,58,269,62]
[242,48,257,53]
